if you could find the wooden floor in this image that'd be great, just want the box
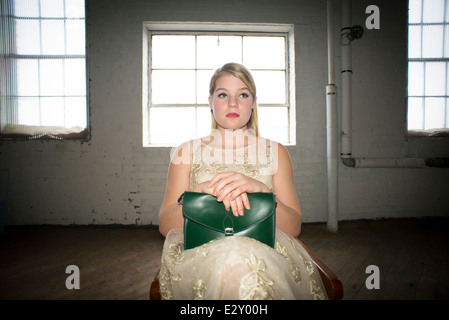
[1,217,448,300]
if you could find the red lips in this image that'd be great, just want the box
[226,113,240,118]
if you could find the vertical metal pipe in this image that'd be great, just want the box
[341,0,353,159]
[327,0,335,85]
[326,0,338,232]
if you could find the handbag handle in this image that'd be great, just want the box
[177,192,185,205]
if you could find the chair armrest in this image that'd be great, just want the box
[149,269,161,300]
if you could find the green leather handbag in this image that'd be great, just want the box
[180,191,276,250]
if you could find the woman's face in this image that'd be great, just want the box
[209,75,256,133]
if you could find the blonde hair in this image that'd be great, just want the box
[209,63,259,136]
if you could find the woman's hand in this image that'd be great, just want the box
[207,171,270,216]
[192,181,214,194]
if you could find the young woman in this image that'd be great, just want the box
[158,63,327,300]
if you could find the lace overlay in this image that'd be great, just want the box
[159,138,328,300]
[239,254,275,300]
[189,138,274,191]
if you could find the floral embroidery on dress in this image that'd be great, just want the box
[310,279,326,300]
[239,254,275,300]
[193,245,209,258]
[159,264,172,300]
[304,260,315,276]
[160,241,187,299]
[275,241,288,257]
[193,279,206,300]
[189,139,274,191]
[167,242,185,266]
[290,243,326,299]
[238,161,261,178]
[275,241,302,285]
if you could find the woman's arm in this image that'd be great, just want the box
[272,143,302,237]
[158,142,191,237]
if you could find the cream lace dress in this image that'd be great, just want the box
[159,138,328,300]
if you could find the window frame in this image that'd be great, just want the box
[407,0,449,137]
[0,0,89,142]
[142,22,296,147]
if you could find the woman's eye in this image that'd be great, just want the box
[218,93,227,98]
[240,93,249,98]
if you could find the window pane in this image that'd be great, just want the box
[243,37,285,69]
[17,59,39,96]
[41,97,65,126]
[40,0,65,18]
[447,0,449,22]
[3,0,87,137]
[40,59,64,96]
[65,0,85,18]
[408,25,421,58]
[151,70,196,104]
[425,62,446,96]
[445,25,449,58]
[422,25,443,58]
[65,97,87,127]
[409,0,422,23]
[65,59,86,96]
[15,20,40,55]
[447,62,449,93]
[18,98,40,126]
[408,62,424,96]
[197,107,212,137]
[150,107,196,144]
[66,20,86,55]
[197,36,242,69]
[424,97,445,129]
[408,97,424,130]
[407,0,449,132]
[258,106,288,142]
[152,36,195,69]
[14,0,39,18]
[197,70,215,104]
[41,20,65,55]
[251,71,285,104]
[422,0,445,23]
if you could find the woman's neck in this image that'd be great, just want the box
[205,127,257,150]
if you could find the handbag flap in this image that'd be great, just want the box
[182,192,275,233]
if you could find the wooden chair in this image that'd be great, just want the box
[149,238,343,300]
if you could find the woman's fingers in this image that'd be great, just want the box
[240,192,250,210]
[210,173,237,196]
[208,171,233,188]
[222,193,247,216]
[211,172,251,200]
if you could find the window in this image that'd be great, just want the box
[0,0,88,140]
[143,22,295,147]
[408,0,449,135]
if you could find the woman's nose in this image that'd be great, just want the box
[228,95,238,107]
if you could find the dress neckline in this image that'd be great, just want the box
[199,136,265,151]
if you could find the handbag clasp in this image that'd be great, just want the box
[224,227,234,236]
